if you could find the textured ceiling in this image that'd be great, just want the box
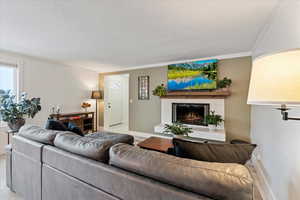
[0,0,278,72]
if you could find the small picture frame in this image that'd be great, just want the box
[138,76,149,100]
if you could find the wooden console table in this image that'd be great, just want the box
[49,112,95,134]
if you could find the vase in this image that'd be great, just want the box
[8,118,26,132]
[208,124,217,131]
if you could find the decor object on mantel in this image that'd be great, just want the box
[0,90,41,131]
[91,90,103,131]
[205,111,223,131]
[81,102,91,112]
[248,49,300,121]
[152,83,167,97]
[163,122,192,137]
[217,77,232,91]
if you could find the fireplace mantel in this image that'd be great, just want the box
[160,90,230,99]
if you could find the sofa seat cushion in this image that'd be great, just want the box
[54,132,134,162]
[18,125,64,145]
[109,143,254,200]
[173,138,257,164]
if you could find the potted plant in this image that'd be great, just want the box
[152,83,167,97]
[0,90,41,131]
[217,77,232,91]
[163,122,192,137]
[205,111,223,131]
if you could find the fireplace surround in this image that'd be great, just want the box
[172,103,209,126]
[154,98,225,141]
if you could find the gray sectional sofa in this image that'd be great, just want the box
[6,125,254,200]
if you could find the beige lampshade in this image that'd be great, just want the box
[248,49,300,105]
[91,90,103,99]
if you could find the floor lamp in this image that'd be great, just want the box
[91,90,103,132]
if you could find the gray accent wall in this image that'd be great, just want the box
[99,56,252,141]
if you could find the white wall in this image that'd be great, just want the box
[0,51,98,155]
[251,0,300,199]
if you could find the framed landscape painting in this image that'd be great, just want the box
[167,59,218,91]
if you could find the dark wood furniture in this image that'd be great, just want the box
[160,90,231,99]
[6,130,17,144]
[137,137,173,153]
[49,112,95,134]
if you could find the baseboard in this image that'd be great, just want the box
[251,153,277,200]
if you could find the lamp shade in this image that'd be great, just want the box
[248,49,300,105]
[91,90,103,99]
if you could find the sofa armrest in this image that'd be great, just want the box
[5,144,12,190]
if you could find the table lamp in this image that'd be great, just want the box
[91,90,103,131]
[248,49,300,120]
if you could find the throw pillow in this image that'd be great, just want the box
[45,119,68,131]
[46,119,84,136]
[173,138,257,164]
[68,122,84,136]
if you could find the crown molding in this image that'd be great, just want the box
[100,51,252,73]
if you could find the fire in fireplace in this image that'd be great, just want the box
[172,103,209,126]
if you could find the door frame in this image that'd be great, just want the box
[103,74,130,131]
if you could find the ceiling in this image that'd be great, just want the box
[0,0,278,72]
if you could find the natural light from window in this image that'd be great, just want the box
[0,63,18,126]
[0,64,17,93]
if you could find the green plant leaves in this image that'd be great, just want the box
[163,122,192,136]
[152,83,167,97]
[0,90,41,122]
[217,77,232,88]
[205,111,223,126]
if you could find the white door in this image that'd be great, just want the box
[104,75,128,129]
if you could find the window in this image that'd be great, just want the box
[0,63,17,94]
[0,62,18,126]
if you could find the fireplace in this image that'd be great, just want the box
[172,103,209,126]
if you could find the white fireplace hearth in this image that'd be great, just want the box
[154,98,226,142]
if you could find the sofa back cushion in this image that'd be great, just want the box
[173,138,256,164]
[18,125,63,145]
[42,145,210,200]
[54,132,134,162]
[109,143,253,200]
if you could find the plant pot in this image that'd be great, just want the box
[208,124,217,131]
[221,87,229,92]
[172,134,185,139]
[8,118,26,132]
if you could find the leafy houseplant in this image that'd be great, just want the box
[217,77,232,90]
[205,111,223,131]
[0,90,41,131]
[163,122,192,137]
[152,84,167,97]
